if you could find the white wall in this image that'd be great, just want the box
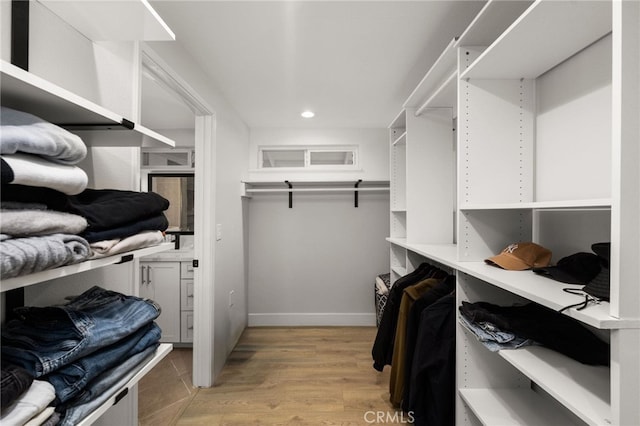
[145,41,250,379]
[247,128,390,325]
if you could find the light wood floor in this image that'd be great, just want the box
[139,327,408,425]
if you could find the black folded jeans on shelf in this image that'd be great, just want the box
[459,301,609,366]
[1,364,34,409]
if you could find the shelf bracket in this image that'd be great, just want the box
[285,180,293,208]
[116,254,134,264]
[354,179,362,207]
[11,0,29,71]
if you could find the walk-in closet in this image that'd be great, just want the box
[1,1,638,425]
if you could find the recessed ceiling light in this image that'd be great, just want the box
[301,110,315,118]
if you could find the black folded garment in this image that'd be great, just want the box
[1,185,169,232]
[82,213,168,243]
[459,300,609,366]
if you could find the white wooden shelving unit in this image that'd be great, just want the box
[1,1,178,423]
[387,1,640,424]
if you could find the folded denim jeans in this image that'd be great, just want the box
[46,321,161,403]
[1,286,160,377]
[58,343,159,426]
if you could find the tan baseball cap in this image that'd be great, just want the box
[485,242,552,271]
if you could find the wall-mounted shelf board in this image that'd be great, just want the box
[459,0,612,79]
[415,70,457,116]
[404,37,458,109]
[245,187,389,193]
[499,346,610,426]
[460,198,612,211]
[0,61,175,147]
[0,243,175,293]
[386,238,458,270]
[456,262,639,329]
[39,0,175,41]
[456,0,534,47]
[76,343,173,426]
[459,388,580,426]
[392,131,407,146]
[390,209,407,213]
[391,265,407,277]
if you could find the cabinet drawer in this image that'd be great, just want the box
[181,261,194,279]
[181,311,194,343]
[180,279,194,311]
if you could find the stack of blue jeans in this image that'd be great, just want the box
[1,286,162,425]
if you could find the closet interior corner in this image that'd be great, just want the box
[2,0,639,425]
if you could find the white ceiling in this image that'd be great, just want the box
[147,0,485,129]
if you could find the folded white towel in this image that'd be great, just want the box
[0,380,55,426]
[1,153,88,195]
[1,106,87,164]
[90,230,164,259]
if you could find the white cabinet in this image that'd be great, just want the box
[180,261,195,342]
[387,1,640,425]
[140,261,181,343]
[140,260,194,344]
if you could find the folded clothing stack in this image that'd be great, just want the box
[0,107,170,278]
[1,286,162,426]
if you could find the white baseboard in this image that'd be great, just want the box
[248,312,376,327]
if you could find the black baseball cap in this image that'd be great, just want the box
[533,252,601,285]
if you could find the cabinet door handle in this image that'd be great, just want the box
[141,265,146,285]
[147,266,152,286]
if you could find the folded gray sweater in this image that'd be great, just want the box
[0,209,87,237]
[1,106,87,165]
[0,233,91,279]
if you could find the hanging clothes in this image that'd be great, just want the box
[389,276,443,407]
[406,292,456,426]
[401,275,456,412]
[371,263,446,371]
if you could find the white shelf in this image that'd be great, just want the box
[499,346,610,426]
[39,0,175,42]
[456,0,534,47]
[392,131,407,146]
[456,261,639,329]
[76,343,173,426]
[245,187,389,193]
[386,239,458,270]
[404,37,457,109]
[459,388,580,426]
[1,243,175,293]
[0,61,175,147]
[391,265,407,277]
[415,70,457,116]
[460,0,612,79]
[388,109,406,129]
[384,237,636,329]
[460,198,612,211]
[390,209,406,214]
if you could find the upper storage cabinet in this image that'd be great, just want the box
[458,0,612,207]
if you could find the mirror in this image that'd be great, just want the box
[148,173,194,233]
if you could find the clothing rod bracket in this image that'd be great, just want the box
[354,179,362,207]
[285,180,293,208]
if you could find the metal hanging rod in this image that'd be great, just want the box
[244,180,390,208]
